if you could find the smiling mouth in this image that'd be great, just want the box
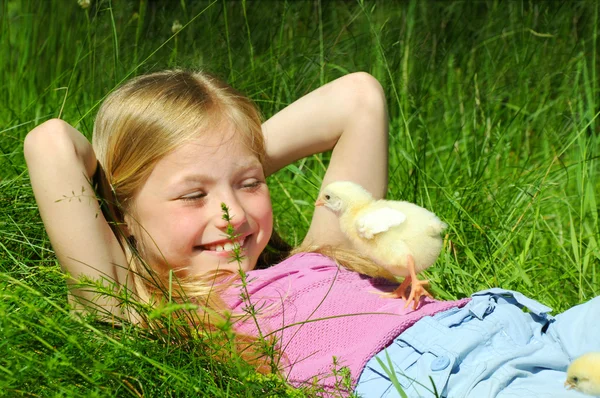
[196,235,248,253]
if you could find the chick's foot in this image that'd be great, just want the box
[379,277,412,300]
[378,277,431,309]
[377,255,433,309]
[404,277,432,310]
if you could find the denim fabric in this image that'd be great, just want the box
[355,289,600,397]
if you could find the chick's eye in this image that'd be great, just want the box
[325,194,331,200]
[571,377,579,383]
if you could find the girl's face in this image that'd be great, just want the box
[128,125,273,277]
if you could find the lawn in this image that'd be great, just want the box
[1,1,598,396]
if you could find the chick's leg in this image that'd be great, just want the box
[395,277,412,300]
[380,255,431,308]
[403,254,432,310]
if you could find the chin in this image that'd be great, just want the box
[237,254,258,272]
[213,253,257,274]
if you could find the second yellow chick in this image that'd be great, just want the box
[565,352,600,396]
[315,181,447,309]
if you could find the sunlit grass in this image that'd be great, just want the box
[1,0,598,396]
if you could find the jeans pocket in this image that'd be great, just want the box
[400,351,456,398]
[377,337,457,397]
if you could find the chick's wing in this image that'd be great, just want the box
[355,206,406,239]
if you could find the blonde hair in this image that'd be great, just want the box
[290,244,395,280]
[92,70,278,371]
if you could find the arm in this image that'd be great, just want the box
[262,72,389,248]
[24,119,130,318]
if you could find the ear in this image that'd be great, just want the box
[122,212,134,238]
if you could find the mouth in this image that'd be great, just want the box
[564,381,574,390]
[195,235,248,254]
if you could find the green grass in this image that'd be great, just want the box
[1,0,599,396]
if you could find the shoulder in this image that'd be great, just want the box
[250,252,338,276]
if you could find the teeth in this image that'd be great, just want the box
[205,236,246,252]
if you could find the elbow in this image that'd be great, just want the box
[338,72,388,140]
[24,119,76,165]
[24,119,98,185]
[336,72,388,145]
[343,72,387,116]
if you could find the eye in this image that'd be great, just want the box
[180,192,206,202]
[241,179,263,190]
[325,194,331,200]
[571,376,579,383]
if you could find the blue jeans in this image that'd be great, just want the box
[355,289,600,397]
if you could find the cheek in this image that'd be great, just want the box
[164,208,203,242]
[252,190,273,228]
[253,192,273,249]
[138,207,200,252]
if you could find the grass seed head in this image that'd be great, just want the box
[172,20,183,34]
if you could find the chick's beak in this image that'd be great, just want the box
[564,380,574,390]
[315,197,325,207]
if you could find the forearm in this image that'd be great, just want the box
[262,91,343,175]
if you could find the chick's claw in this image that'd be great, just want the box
[384,276,412,300]
[378,283,409,300]
[404,278,432,310]
[379,276,431,310]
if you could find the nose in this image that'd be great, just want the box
[213,191,248,231]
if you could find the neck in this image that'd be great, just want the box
[340,196,370,219]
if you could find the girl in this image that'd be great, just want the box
[24,70,599,397]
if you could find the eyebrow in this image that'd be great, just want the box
[175,162,264,185]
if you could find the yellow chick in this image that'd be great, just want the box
[565,352,600,396]
[315,181,447,309]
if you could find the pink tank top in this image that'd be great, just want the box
[224,252,469,393]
